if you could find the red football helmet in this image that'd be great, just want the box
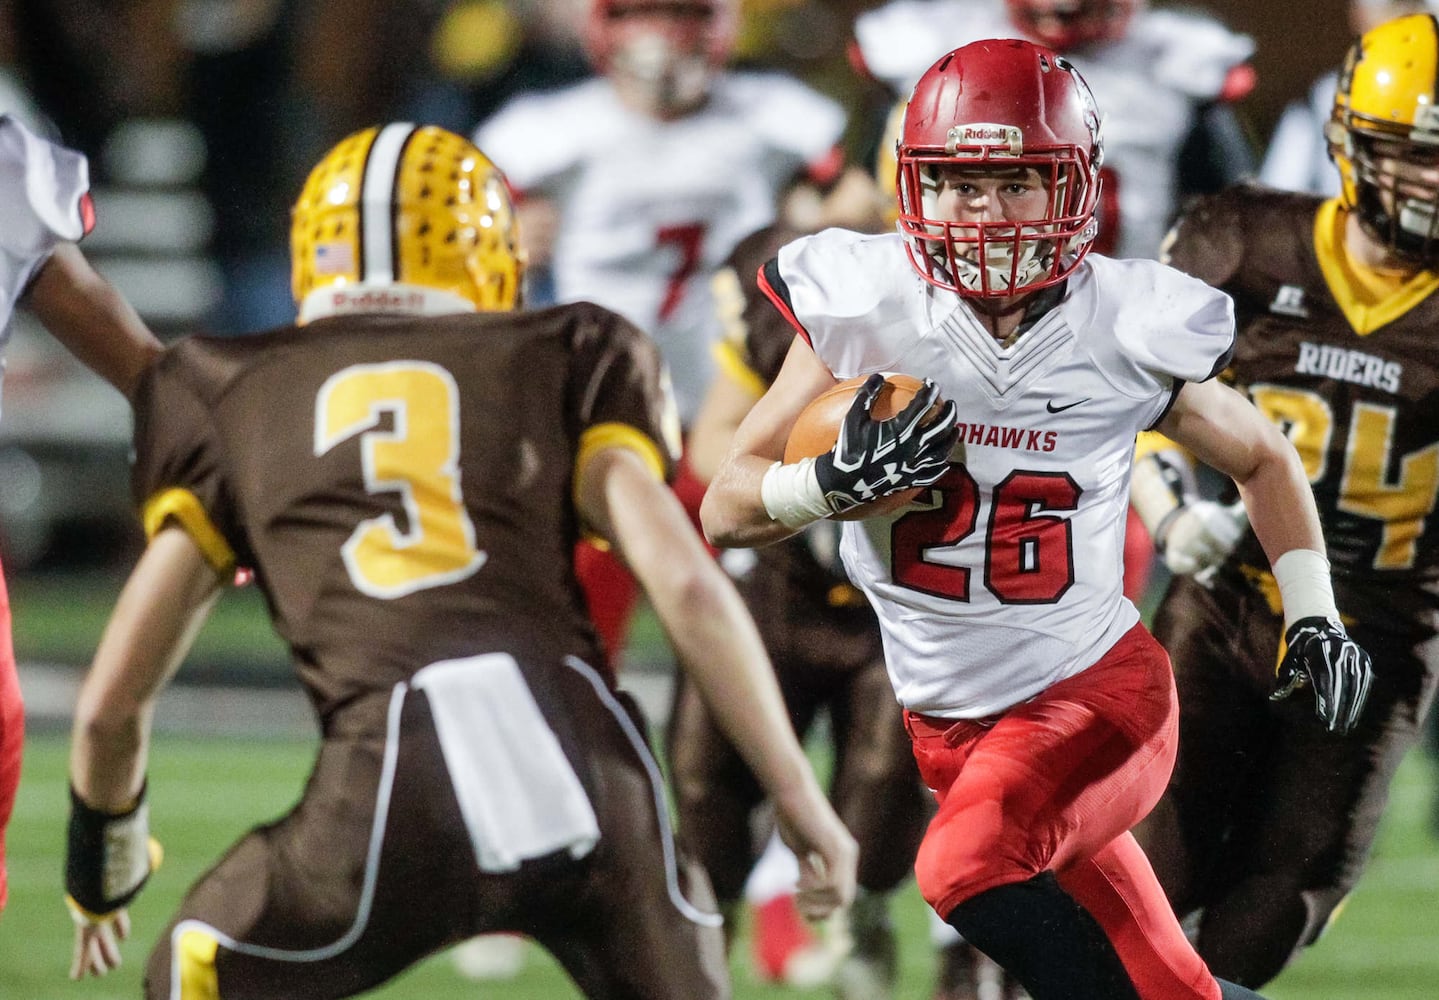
[1006,0,1142,51]
[896,39,1104,297]
[584,0,738,117]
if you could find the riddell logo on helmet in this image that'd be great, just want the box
[330,289,426,312]
[946,123,1023,154]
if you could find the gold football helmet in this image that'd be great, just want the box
[291,123,523,318]
[1328,13,1439,262]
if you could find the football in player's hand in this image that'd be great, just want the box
[785,373,944,521]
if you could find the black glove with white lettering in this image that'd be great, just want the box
[1270,616,1374,736]
[814,373,959,515]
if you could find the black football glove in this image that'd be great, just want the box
[813,373,959,515]
[1270,616,1374,736]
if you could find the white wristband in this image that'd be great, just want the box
[1272,548,1339,629]
[760,459,831,530]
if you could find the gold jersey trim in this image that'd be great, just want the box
[176,927,221,1000]
[1314,199,1439,335]
[711,339,768,401]
[1134,430,1182,461]
[141,489,237,576]
[574,423,668,542]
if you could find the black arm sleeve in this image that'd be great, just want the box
[1177,103,1258,199]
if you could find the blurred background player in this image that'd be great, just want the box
[0,113,160,917]
[62,122,857,995]
[1260,0,1439,197]
[471,0,851,978]
[1130,12,1439,987]
[673,219,929,1000]
[473,0,847,667]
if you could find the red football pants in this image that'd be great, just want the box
[574,459,710,676]
[905,624,1219,1000]
[0,552,22,914]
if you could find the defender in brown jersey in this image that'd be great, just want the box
[1128,13,1439,988]
[677,223,928,996]
[61,124,857,1000]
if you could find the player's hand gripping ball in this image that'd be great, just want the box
[785,373,959,520]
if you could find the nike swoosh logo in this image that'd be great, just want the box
[1045,398,1090,413]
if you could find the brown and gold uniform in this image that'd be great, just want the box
[1133,186,1439,985]
[668,226,926,916]
[131,304,735,1000]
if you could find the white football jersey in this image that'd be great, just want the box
[854,0,1253,259]
[775,229,1234,716]
[476,72,845,422]
[0,115,93,419]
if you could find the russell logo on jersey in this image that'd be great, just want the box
[1270,284,1309,318]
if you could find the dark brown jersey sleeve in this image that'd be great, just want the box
[129,345,244,573]
[568,304,681,484]
[713,224,803,391]
[1160,187,1249,288]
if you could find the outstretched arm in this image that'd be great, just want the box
[67,526,223,978]
[577,445,857,918]
[1159,379,1373,734]
[25,243,162,401]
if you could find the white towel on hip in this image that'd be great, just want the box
[412,653,600,873]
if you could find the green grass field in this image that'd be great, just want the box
[5,569,1439,997]
[3,734,1437,999]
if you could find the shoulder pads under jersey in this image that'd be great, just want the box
[0,114,92,257]
[720,71,847,163]
[776,229,932,378]
[471,79,614,191]
[852,0,1008,94]
[1086,255,1236,384]
[1131,8,1255,101]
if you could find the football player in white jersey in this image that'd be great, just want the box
[701,40,1373,1000]
[474,0,848,666]
[854,5,1256,712]
[0,113,160,917]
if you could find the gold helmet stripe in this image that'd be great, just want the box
[360,123,418,284]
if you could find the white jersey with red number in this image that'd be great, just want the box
[0,115,93,420]
[854,0,1252,260]
[476,72,845,422]
[773,229,1234,717]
